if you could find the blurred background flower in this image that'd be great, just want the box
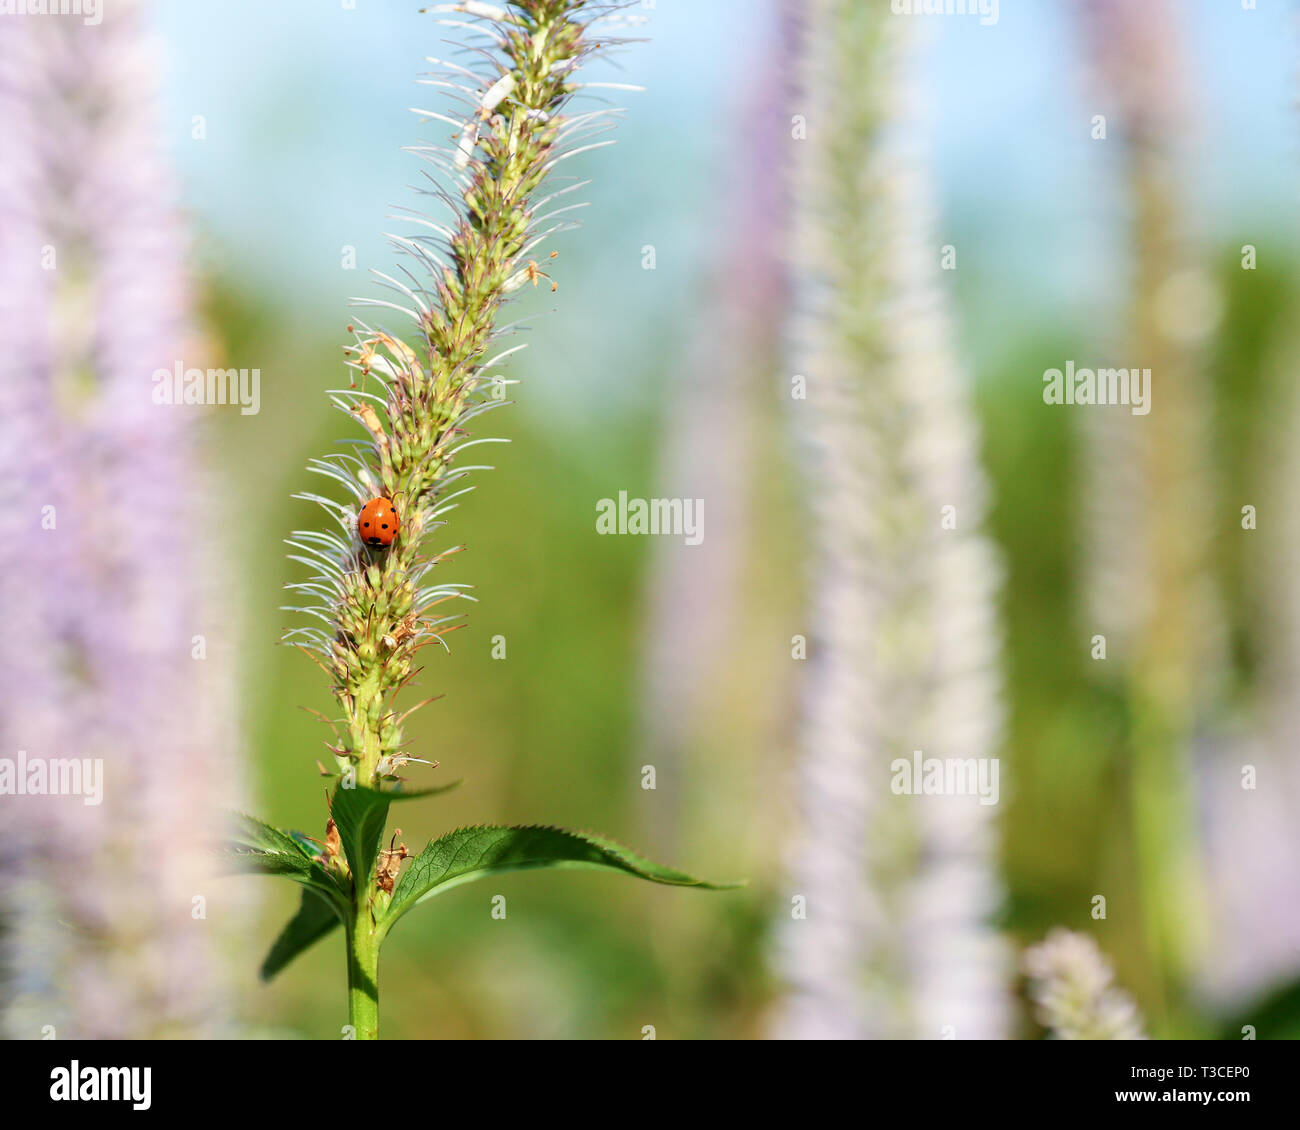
[1023,928,1145,1040]
[0,0,245,1038]
[772,0,1008,1040]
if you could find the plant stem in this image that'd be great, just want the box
[346,913,380,1040]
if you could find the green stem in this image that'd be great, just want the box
[347,912,380,1040]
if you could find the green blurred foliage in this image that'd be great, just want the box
[976,241,1300,1038]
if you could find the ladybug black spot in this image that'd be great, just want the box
[381,523,389,529]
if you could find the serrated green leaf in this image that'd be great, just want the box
[260,888,346,982]
[381,824,740,932]
[216,811,347,906]
[331,781,464,886]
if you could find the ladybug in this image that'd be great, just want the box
[358,497,399,547]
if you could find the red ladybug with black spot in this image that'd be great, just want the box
[358,497,399,547]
